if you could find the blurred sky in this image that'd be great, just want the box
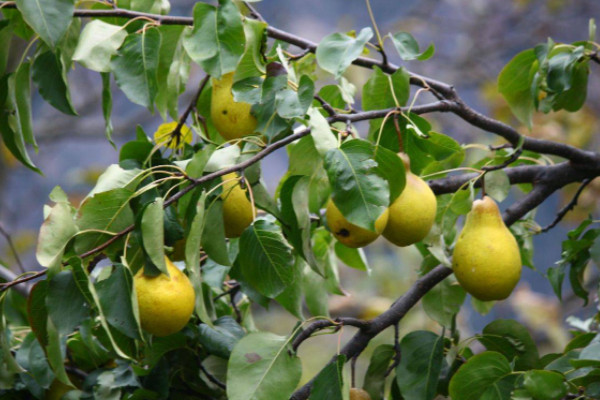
[1,0,599,357]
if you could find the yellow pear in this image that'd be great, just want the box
[326,199,388,248]
[383,154,437,247]
[221,172,255,238]
[350,388,372,400]
[134,257,195,337]
[452,196,522,301]
[211,72,258,141]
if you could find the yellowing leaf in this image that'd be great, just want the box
[153,121,193,149]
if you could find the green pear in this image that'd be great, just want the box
[211,72,258,141]
[382,153,437,247]
[452,196,522,301]
[326,199,389,248]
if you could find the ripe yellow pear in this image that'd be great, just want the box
[211,72,258,141]
[383,154,437,247]
[350,388,372,400]
[326,199,388,248]
[221,172,255,238]
[452,196,522,301]
[134,257,195,337]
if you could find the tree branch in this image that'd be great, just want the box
[540,178,593,233]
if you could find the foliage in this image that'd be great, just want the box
[0,1,599,400]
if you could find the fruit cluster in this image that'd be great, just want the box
[133,74,523,339]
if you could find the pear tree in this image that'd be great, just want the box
[0,1,600,399]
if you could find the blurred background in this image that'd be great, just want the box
[1,0,599,386]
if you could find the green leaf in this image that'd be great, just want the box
[0,20,11,75]
[235,18,267,81]
[324,140,389,231]
[572,334,600,367]
[227,332,302,400]
[422,277,466,327]
[275,74,314,118]
[479,319,540,370]
[46,270,90,335]
[275,256,304,319]
[96,264,142,339]
[198,316,244,359]
[0,296,25,374]
[307,106,337,156]
[498,49,536,128]
[287,136,330,213]
[316,27,373,78]
[302,261,330,317]
[13,61,35,149]
[110,29,161,109]
[15,0,74,49]
[182,0,245,78]
[523,370,566,400]
[32,50,77,115]
[552,61,588,112]
[238,219,295,298]
[26,281,49,348]
[309,354,346,400]
[73,20,127,72]
[373,145,405,203]
[35,192,78,271]
[45,317,70,385]
[101,72,114,146]
[362,66,410,110]
[396,330,444,400]
[201,199,231,266]
[485,170,510,202]
[390,32,435,61]
[254,74,292,140]
[74,188,134,254]
[449,352,513,400]
[363,344,395,400]
[334,242,370,272]
[141,198,167,275]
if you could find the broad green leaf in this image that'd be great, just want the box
[498,49,536,128]
[141,198,167,275]
[288,136,330,213]
[309,354,346,400]
[552,61,589,112]
[36,193,78,271]
[155,25,190,120]
[363,344,395,400]
[46,270,90,335]
[373,145,405,203]
[73,20,127,72]
[235,18,267,81]
[307,106,337,156]
[316,27,373,78]
[74,188,134,254]
[15,0,74,48]
[254,74,293,140]
[185,192,211,324]
[422,277,466,327]
[227,332,302,400]
[390,32,435,61]
[26,281,49,348]
[182,0,245,78]
[238,219,295,298]
[523,370,566,400]
[479,319,540,371]
[396,330,444,400]
[546,49,580,92]
[87,164,142,197]
[32,50,77,115]
[204,144,241,172]
[362,66,410,110]
[324,140,389,231]
[334,242,370,272]
[449,352,513,400]
[57,17,80,71]
[96,264,142,339]
[45,317,71,385]
[110,29,161,109]
[572,334,600,367]
[275,256,304,319]
[484,170,510,202]
[201,199,231,266]
[198,316,245,359]
[275,74,314,118]
[302,263,329,317]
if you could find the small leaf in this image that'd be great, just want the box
[310,354,346,400]
[485,170,510,202]
[362,66,410,110]
[316,27,373,78]
[238,219,295,298]
[390,32,435,61]
[46,270,90,335]
[227,332,302,400]
[307,106,337,156]
[334,242,370,272]
[110,29,161,109]
[201,199,230,266]
[32,50,77,115]
[363,344,395,400]
[396,330,444,400]
[498,49,537,128]
[479,319,540,371]
[73,20,127,72]
[422,277,466,327]
[15,0,74,48]
[141,198,167,275]
[182,0,245,78]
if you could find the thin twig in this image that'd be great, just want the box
[243,1,265,22]
[541,178,593,233]
[384,323,401,376]
[0,222,25,274]
[169,74,210,147]
[314,94,336,116]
